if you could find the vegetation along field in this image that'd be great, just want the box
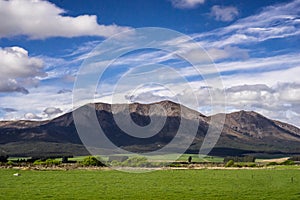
[0,168,299,200]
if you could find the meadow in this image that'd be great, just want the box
[0,168,299,199]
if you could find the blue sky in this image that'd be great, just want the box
[0,0,300,127]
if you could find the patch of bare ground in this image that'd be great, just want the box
[261,157,290,163]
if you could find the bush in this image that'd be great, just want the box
[168,163,184,167]
[7,160,14,166]
[247,163,257,167]
[45,159,61,166]
[233,163,242,168]
[224,156,256,163]
[33,159,44,165]
[280,160,294,165]
[266,162,278,166]
[232,162,257,168]
[225,160,234,167]
[81,156,105,167]
[33,159,61,166]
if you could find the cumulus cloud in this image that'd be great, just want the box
[223,83,300,126]
[226,84,274,93]
[125,88,175,103]
[0,0,131,39]
[57,89,72,94]
[170,0,205,9]
[211,5,239,22]
[0,46,45,94]
[277,83,300,102]
[0,85,74,121]
[24,112,42,120]
[43,107,63,117]
[117,80,300,127]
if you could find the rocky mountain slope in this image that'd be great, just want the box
[0,100,300,157]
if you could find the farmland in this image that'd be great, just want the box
[0,168,299,199]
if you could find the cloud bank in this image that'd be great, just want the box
[0,0,131,39]
[0,46,45,94]
[43,107,63,117]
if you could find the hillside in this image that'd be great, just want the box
[0,100,300,157]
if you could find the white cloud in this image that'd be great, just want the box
[0,0,299,128]
[24,112,42,120]
[120,81,300,127]
[43,107,63,117]
[177,53,300,83]
[110,50,300,126]
[172,45,249,63]
[207,46,249,60]
[0,86,74,121]
[196,0,300,47]
[226,84,273,93]
[221,63,300,88]
[211,5,239,22]
[170,0,205,9]
[278,83,300,102]
[0,46,45,94]
[223,83,300,127]
[0,0,131,39]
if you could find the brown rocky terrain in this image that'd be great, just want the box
[0,100,300,157]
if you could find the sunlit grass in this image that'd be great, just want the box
[0,168,299,199]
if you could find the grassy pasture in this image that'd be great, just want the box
[0,168,299,199]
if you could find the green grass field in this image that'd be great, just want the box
[0,168,299,199]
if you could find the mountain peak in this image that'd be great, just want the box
[1,101,300,156]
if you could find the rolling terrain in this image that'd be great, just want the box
[0,101,300,157]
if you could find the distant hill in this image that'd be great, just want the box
[0,100,300,157]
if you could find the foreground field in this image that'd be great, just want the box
[0,168,299,199]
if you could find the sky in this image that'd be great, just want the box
[0,0,299,127]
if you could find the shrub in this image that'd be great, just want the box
[224,156,256,163]
[233,162,257,168]
[81,156,105,167]
[45,159,61,166]
[266,162,278,166]
[169,163,185,167]
[247,163,257,167]
[225,160,234,167]
[7,160,14,166]
[233,163,242,168]
[280,160,294,165]
[33,159,44,165]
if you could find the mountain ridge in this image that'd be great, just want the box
[0,100,300,157]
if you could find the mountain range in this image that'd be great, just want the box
[1,100,300,157]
